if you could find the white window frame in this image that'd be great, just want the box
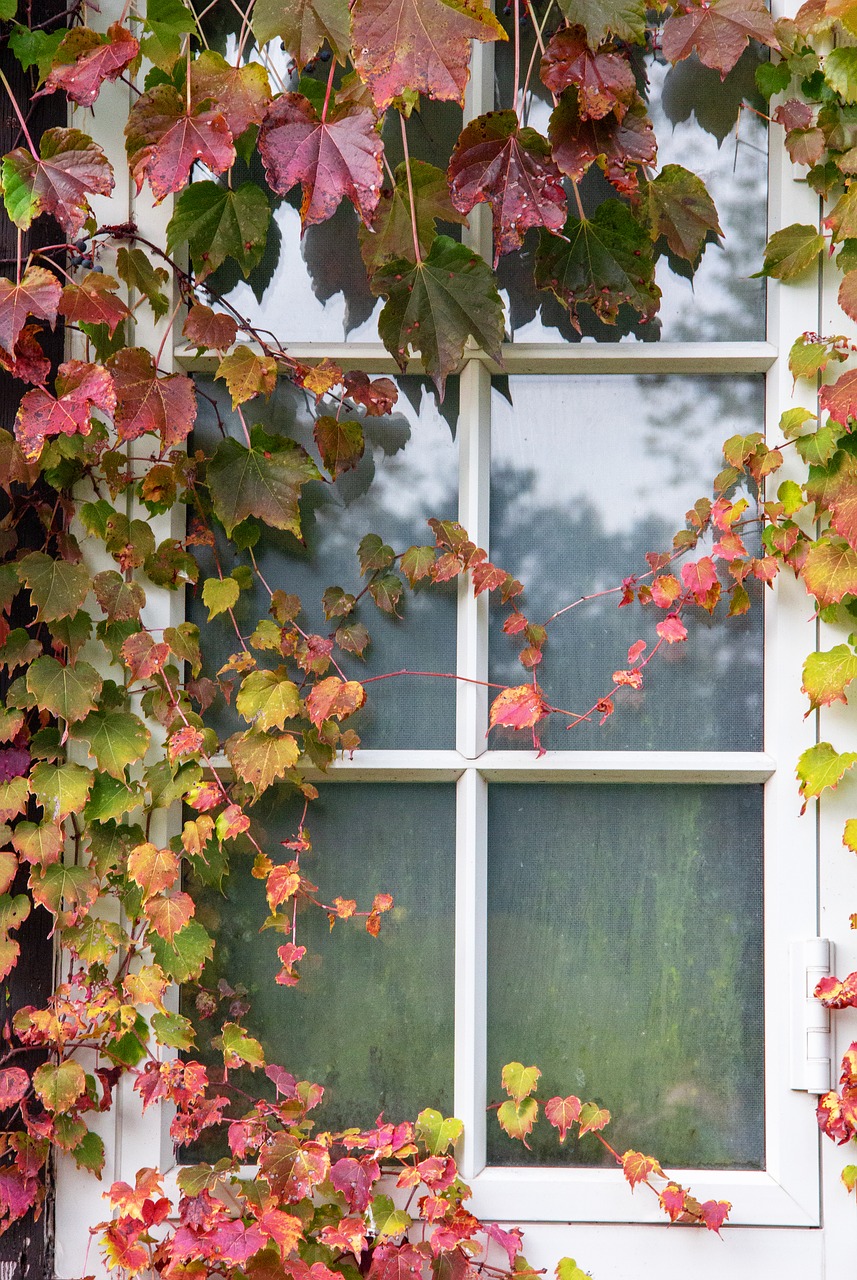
[53,0,857,1275]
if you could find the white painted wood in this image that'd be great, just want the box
[454,768,488,1179]
[457,361,491,757]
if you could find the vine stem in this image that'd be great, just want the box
[0,68,38,155]
[513,0,521,119]
[322,56,336,122]
[400,112,422,265]
[571,179,585,220]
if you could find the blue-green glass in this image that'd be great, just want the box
[486,783,764,1169]
[189,375,458,748]
[489,374,764,750]
[185,782,456,1144]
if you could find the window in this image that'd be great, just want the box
[53,0,849,1276]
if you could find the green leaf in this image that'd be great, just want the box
[30,761,94,820]
[149,919,214,982]
[501,1061,541,1103]
[115,247,170,319]
[643,164,722,266]
[141,0,197,70]
[236,668,301,731]
[17,552,90,622]
[224,730,300,790]
[375,236,504,398]
[802,645,857,710]
[48,611,93,659]
[401,545,436,585]
[789,334,848,382]
[756,59,791,99]
[11,820,63,867]
[151,1010,196,1050]
[371,1194,412,1240]
[167,181,271,279]
[93,570,146,622]
[415,1107,463,1155]
[359,160,466,274]
[797,741,857,803]
[0,893,30,978]
[556,0,645,44]
[31,863,98,923]
[84,774,142,823]
[825,47,857,103]
[64,916,126,966]
[26,656,102,724]
[202,576,240,620]
[0,629,42,674]
[33,1060,86,1112]
[757,223,824,280]
[0,778,28,824]
[534,200,660,329]
[71,1129,105,1176]
[218,1021,266,1068]
[497,1096,538,1143]
[0,0,18,21]
[9,25,66,81]
[253,0,350,67]
[369,572,403,616]
[73,710,151,779]
[207,427,321,537]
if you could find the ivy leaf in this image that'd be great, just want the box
[236,668,301,731]
[15,359,116,462]
[0,264,61,354]
[12,821,64,868]
[58,272,130,337]
[825,46,857,102]
[215,345,277,408]
[359,160,465,276]
[401,545,436,585]
[207,427,322,537]
[540,27,637,120]
[116,247,170,319]
[548,93,656,196]
[351,0,505,110]
[556,0,646,46]
[789,334,849,382]
[544,1095,582,1143]
[803,537,857,605]
[497,1097,538,1144]
[415,1107,463,1155]
[93,571,145,623]
[33,1061,86,1113]
[74,710,151,779]
[189,51,272,138]
[259,95,384,230]
[488,684,547,730]
[621,1149,663,1187]
[661,0,778,80]
[802,646,857,710]
[0,895,30,979]
[534,201,660,329]
[375,236,504,397]
[149,919,213,982]
[555,1260,589,1280]
[820,369,857,426]
[0,1067,30,1109]
[448,110,566,265]
[225,730,300,790]
[371,1195,412,1240]
[305,677,366,727]
[145,891,195,943]
[643,164,722,265]
[30,761,94,820]
[826,187,857,243]
[182,304,238,351]
[0,779,28,824]
[109,347,197,448]
[254,0,350,67]
[501,1061,541,1103]
[757,224,824,280]
[797,741,857,804]
[218,1022,266,1069]
[17,552,90,622]
[577,1101,611,1137]
[1,127,114,237]
[31,863,98,926]
[167,181,271,280]
[26,656,102,724]
[202,576,240,620]
[314,415,365,479]
[125,85,235,203]
[40,23,139,107]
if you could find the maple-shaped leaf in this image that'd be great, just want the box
[497,1097,538,1145]
[254,0,350,68]
[375,236,504,396]
[218,1021,266,1069]
[125,84,235,203]
[803,537,857,605]
[661,0,778,80]
[797,741,857,806]
[534,200,660,328]
[225,730,300,790]
[74,709,151,779]
[58,272,131,337]
[448,110,566,265]
[145,891,195,943]
[15,359,115,461]
[259,94,384,230]
[578,1101,610,1137]
[208,426,321,537]
[167,180,271,280]
[1,127,114,237]
[314,415,365,479]
[557,0,646,46]
[643,164,722,265]
[0,895,30,980]
[359,159,466,274]
[351,0,505,110]
[0,265,61,354]
[821,369,857,426]
[127,842,180,899]
[305,676,367,726]
[40,23,139,107]
[621,1149,663,1188]
[540,27,636,120]
[182,303,238,351]
[544,1095,582,1142]
[0,323,51,387]
[548,93,656,196]
[30,761,93,821]
[33,1060,86,1113]
[109,347,197,448]
[656,615,688,643]
[699,1200,731,1233]
[26,655,102,724]
[190,50,271,138]
[235,668,301,731]
[758,223,824,281]
[31,862,98,926]
[215,345,277,408]
[17,552,90,622]
[0,1067,29,1110]
[149,919,213,983]
[489,684,547,730]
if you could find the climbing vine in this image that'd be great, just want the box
[2,0,857,1274]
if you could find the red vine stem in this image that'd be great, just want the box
[400,111,422,266]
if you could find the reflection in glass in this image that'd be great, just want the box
[488,375,764,750]
[486,783,764,1168]
[185,782,456,1150]
[493,19,767,342]
[189,376,458,748]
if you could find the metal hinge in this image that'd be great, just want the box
[790,939,834,1094]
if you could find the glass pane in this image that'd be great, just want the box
[185,781,456,1150]
[486,783,764,1169]
[493,20,767,342]
[488,374,763,751]
[189,376,458,748]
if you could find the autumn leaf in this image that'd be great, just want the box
[33,1060,86,1113]
[182,303,238,351]
[149,920,213,983]
[40,23,139,106]
[167,180,271,279]
[621,1149,663,1188]
[190,50,272,137]
[15,359,115,461]
[557,0,646,46]
[58,272,131,337]
[501,1061,541,1102]
[803,537,857,605]
[109,347,197,448]
[661,0,778,79]
[259,95,384,230]
[0,265,61,354]
[1,127,114,236]
[235,668,301,730]
[489,684,547,730]
[26,656,102,724]
[0,895,30,980]
[125,84,235,203]
[549,93,656,196]
[656,616,688,644]
[254,0,350,69]
[314,414,365,478]
[352,0,505,109]
[218,1022,266,1069]
[540,27,637,119]
[215,345,277,408]
[820,369,857,426]
[145,891,196,943]
[577,1101,610,1137]
[207,427,321,537]
[497,1097,538,1145]
[448,110,566,264]
[225,730,300,790]
[544,1095,582,1142]
[17,552,90,622]
[643,164,722,265]
[375,236,505,396]
[0,1067,29,1110]
[758,223,824,280]
[359,160,466,274]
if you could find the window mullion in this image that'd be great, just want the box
[456,360,492,758]
[454,766,488,1179]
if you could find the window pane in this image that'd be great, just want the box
[486,783,764,1169]
[493,26,767,342]
[488,374,763,750]
[189,376,458,748]
[186,782,456,1144]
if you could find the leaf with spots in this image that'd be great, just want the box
[253,0,350,69]
[125,85,235,203]
[17,553,90,622]
[360,160,466,274]
[189,51,272,138]
[488,684,547,731]
[643,164,722,265]
[58,272,131,337]
[305,677,367,727]
[207,427,321,537]
[661,0,778,79]
[167,181,271,280]
[548,93,656,196]
[26,656,102,724]
[540,27,637,119]
[109,347,197,448]
[0,265,61,355]
[1,127,114,236]
[556,0,646,46]
[40,23,139,107]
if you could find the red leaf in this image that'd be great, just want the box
[182,303,238,350]
[305,676,366,727]
[659,1182,687,1221]
[0,1067,29,1109]
[0,265,61,354]
[448,110,566,265]
[126,85,235,202]
[259,95,384,230]
[330,1157,379,1212]
[41,23,139,107]
[661,0,778,79]
[0,324,50,386]
[109,346,197,447]
[15,359,116,462]
[621,1148,663,1188]
[190,50,272,138]
[343,371,398,415]
[483,1223,522,1268]
[540,27,636,120]
[3,128,114,236]
[121,632,171,683]
[656,615,687,643]
[58,272,131,336]
[549,94,656,196]
[627,638,646,662]
[820,369,857,426]
[544,1094,581,1142]
[276,942,306,986]
[488,684,547,730]
[699,1199,731,1232]
[680,556,718,602]
[612,668,642,688]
